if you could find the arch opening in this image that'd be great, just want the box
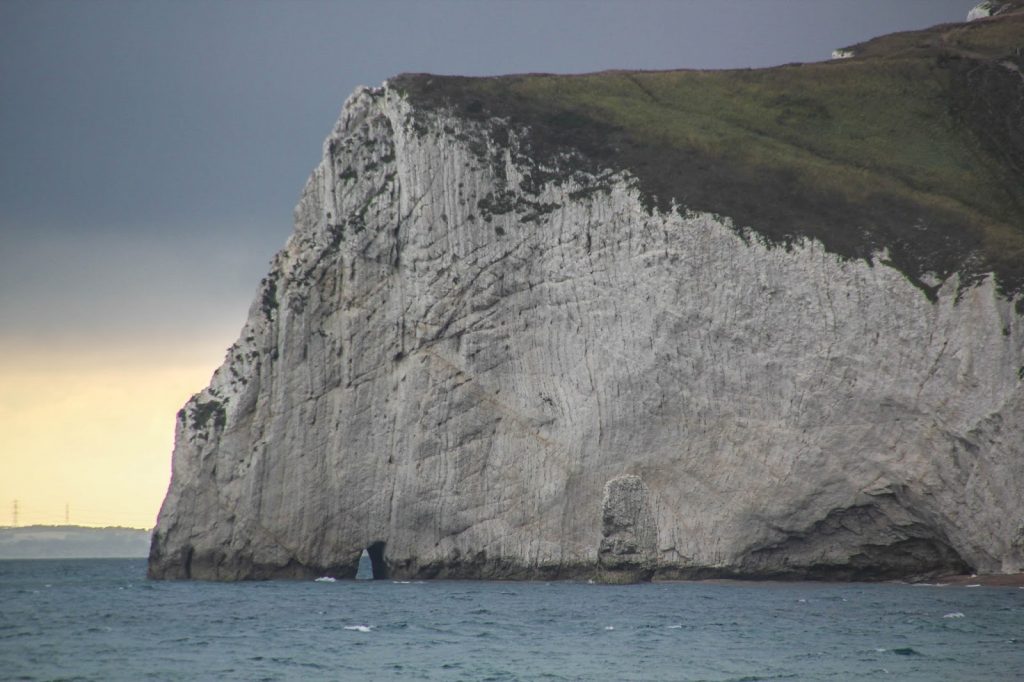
[355,549,373,580]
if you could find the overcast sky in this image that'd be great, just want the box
[0,0,980,526]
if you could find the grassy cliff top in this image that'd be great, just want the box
[393,8,1024,301]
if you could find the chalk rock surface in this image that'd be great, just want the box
[968,1,1024,21]
[150,37,1024,583]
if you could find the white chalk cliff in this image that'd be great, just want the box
[969,2,1002,21]
[150,21,1024,582]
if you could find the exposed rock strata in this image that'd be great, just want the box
[598,476,658,582]
[150,65,1024,582]
[968,1,1022,21]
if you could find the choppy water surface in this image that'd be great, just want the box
[1,559,1022,680]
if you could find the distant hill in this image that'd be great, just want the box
[0,525,151,559]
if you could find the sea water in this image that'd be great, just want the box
[1,559,1022,681]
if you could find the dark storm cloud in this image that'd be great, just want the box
[0,0,977,349]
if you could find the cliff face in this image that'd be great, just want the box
[149,13,1024,582]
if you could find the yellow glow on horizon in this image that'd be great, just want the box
[0,345,226,529]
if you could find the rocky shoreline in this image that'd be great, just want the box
[929,573,1024,587]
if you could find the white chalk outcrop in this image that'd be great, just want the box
[149,83,1024,582]
[968,2,998,21]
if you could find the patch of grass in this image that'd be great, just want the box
[392,10,1024,298]
[260,277,278,318]
[191,400,226,431]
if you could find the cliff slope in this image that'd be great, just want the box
[150,10,1024,581]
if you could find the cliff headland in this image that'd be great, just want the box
[150,4,1024,582]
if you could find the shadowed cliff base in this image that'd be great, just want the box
[147,539,974,584]
[147,557,976,584]
[393,7,1024,302]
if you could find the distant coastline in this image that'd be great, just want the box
[0,525,150,559]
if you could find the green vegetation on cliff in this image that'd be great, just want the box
[394,9,1024,300]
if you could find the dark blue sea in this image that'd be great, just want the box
[1,559,1022,681]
